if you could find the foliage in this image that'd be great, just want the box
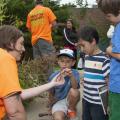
[76,0,88,18]
[19,55,56,89]
[18,50,57,106]
[0,0,8,25]
[76,0,88,7]
[43,0,61,10]
[5,0,34,29]
[2,0,74,53]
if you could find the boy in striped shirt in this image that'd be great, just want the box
[78,26,110,120]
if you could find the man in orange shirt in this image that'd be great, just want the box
[0,25,64,120]
[26,0,57,58]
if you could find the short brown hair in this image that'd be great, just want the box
[98,0,120,16]
[0,25,23,51]
[78,26,99,44]
[35,0,43,5]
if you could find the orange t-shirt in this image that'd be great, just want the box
[26,5,56,46]
[0,48,22,119]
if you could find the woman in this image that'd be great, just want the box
[63,19,78,68]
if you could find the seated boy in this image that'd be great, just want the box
[48,48,80,120]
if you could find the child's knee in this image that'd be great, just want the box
[53,114,65,120]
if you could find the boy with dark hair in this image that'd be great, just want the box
[78,26,110,120]
[48,48,80,120]
[98,0,120,120]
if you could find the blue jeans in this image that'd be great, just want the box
[82,99,108,120]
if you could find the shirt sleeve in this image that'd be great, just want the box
[46,8,56,23]
[26,14,31,30]
[0,58,22,98]
[112,23,120,53]
[48,71,59,82]
[102,58,110,77]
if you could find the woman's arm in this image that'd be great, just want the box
[4,93,26,120]
[20,82,56,100]
[20,73,64,100]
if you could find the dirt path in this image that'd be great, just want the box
[26,96,52,120]
[26,88,83,120]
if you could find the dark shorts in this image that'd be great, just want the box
[109,92,120,120]
[33,39,55,59]
[82,99,108,120]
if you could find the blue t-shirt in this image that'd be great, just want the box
[109,23,120,93]
[48,69,80,100]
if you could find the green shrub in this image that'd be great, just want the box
[19,55,56,89]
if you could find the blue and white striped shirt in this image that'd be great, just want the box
[83,52,110,104]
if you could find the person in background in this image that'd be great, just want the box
[48,48,80,120]
[63,19,78,68]
[77,26,110,120]
[26,0,57,76]
[0,25,64,120]
[98,0,120,120]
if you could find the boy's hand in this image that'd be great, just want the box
[50,73,65,86]
[60,68,73,77]
[106,46,112,55]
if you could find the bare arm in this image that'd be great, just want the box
[21,82,56,100]
[69,74,78,89]
[106,46,120,60]
[3,93,26,120]
[51,21,65,29]
[105,76,109,90]
[51,20,57,29]
[21,73,64,100]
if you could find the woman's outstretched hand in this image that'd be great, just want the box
[50,73,65,86]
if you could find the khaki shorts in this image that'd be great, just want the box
[52,98,68,115]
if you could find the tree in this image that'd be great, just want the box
[76,0,88,8]
[76,0,88,18]
[0,0,8,25]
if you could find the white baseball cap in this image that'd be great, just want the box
[57,49,75,59]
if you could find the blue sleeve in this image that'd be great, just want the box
[112,23,120,53]
[48,71,59,82]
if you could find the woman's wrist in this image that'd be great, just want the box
[48,82,55,88]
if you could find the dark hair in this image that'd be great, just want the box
[98,0,120,16]
[0,25,23,51]
[66,19,73,24]
[66,19,76,31]
[78,26,99,44]
[35,0,43,5]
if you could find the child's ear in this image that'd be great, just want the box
[7,42,14,49]
[92,38,96,45]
